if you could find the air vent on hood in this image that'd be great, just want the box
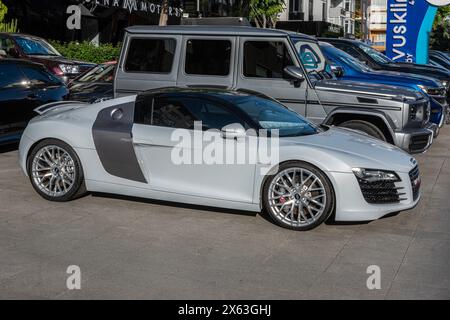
[357,97,378,104]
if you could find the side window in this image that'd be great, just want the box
[185,39,231,76]
[0,37,18,58]
[125,38,176,73]
[335,44,365,62]
[0,65,25,89]
[135,95,245,130]
[152,96,197,129]
[182,98,246,130]
[243,41,294,78]
[20,66,62,86]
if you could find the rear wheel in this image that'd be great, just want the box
[28,139,86,201]
[339,120,387,141]
[262,162,334,231]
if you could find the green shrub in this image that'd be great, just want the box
[49,41,122,64]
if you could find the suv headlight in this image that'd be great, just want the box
[59,64,80,74]
[417,84,428,94]
[442,80,449,90]
[352,168,400,183]
[409,103,425,121]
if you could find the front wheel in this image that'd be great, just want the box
[27,139,86,201]
[262,162,335,231]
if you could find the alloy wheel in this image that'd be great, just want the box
[31,145,76,197]
[267,167,327,228]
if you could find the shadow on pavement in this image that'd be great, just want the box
[91,192,258,217]
[0,143,19,154]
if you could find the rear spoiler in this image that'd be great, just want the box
[34,101,86,115]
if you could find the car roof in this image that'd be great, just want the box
[125,25,316,40]
[318,37,361,44]
[0,32,42,39]
[137,87,273,102]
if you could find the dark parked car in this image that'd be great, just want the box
[429,51,450,71]
[0,59,69,145]
[68,61,115,103]
[0,33,95,82]
[318,38,450,103]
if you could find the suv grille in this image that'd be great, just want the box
[409,165,420,201]
[356,179,406,204]
[409,133,430,152]
[428,87,447,105]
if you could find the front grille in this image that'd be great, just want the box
[431,96,447,106]
[428,87,448,106]
[427,87,446,97]
[409,134,430,152]
[356,179,406,204]
[409,165,420,201]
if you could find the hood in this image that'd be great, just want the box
[315,79,422,101]
[385,62,450,79]
[365,70,441,88]
[281,127,416,173]
[68,82,113,103]
[29,55,95,67]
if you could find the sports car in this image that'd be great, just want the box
[19,88,421,231]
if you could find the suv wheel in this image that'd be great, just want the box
[339,120,387,141]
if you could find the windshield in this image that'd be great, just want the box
[358,43,392,64]
[290,37,328,81]
[77,64,116,83]
[322,44,372,72]
[229,95,320,137]
[15,37,60,56]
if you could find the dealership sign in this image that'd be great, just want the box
[67,0,183,30]
[386,0,450,64]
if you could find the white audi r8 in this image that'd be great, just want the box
[19,88,421,230]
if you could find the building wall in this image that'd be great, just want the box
[280,0,355,36]
[368,0,387,50]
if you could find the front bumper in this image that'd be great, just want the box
[393,126,434,154]
[328,170,420,222]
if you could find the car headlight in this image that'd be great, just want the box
[59,64,80,74]
[409,103,425,121]
[442,80,449,90]
[417,84,428,94]
[352,168,400,183]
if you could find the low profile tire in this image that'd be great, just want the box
[27,139,86,202]
[262,161,335,231]
[339,120,387,141]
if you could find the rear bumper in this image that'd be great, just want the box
[393,126,433,154]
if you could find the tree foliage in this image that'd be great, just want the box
[0,0,18,32]
[249,0,285,28]
[430,5,450,50]
[49,41,122,64]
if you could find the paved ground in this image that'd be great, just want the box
[0,127,449,300]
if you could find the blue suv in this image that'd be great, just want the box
[320,42,447,133]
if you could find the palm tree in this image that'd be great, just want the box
[159,0,169,26]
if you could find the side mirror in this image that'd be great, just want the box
[221,123,246,140]
[284,66,305,87]
[330,64,344,77]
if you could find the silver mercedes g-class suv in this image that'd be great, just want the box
[114,25,435,153]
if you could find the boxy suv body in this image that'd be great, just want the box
[115,26,434,153]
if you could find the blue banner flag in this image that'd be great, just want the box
[385,0,448,64]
